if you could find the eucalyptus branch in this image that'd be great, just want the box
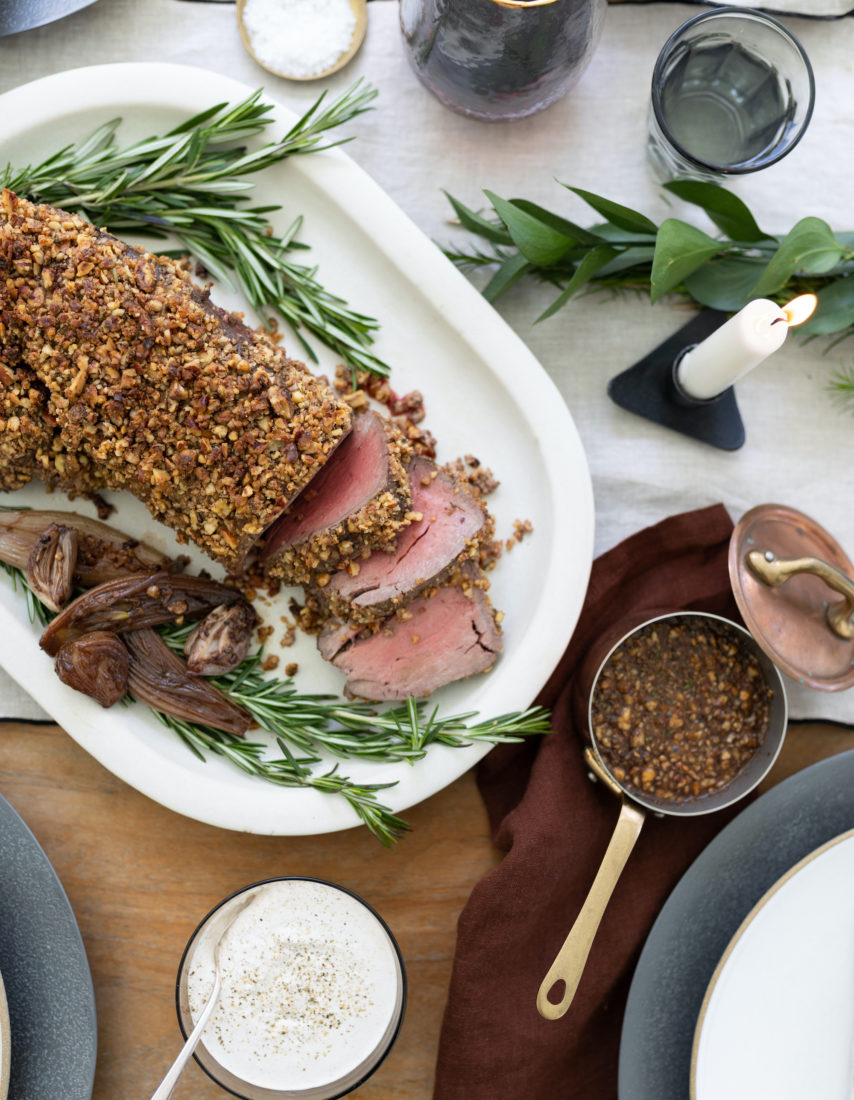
[443,179,854,347]
[0,82,391,377]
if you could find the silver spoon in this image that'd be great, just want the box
[150,895,253,1100]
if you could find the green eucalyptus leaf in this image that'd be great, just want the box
[483,252,533,303]
[650,220,722,302]
[484,190,575,265]
[562,185,658,236]
[798,277,854,335]
[508,198,603,246]
[444,191,513,245]
[593,223,657,245]
[750,218,844,297]
[594,245,657,278]
[535,245,617,322]
[684,256,767,311]
[663,180,770,243]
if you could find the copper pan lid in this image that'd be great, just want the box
[729,504,854,692]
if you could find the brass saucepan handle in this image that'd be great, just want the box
[536,795,646,1021]
[746,550,854,640]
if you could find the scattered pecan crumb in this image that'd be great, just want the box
[343,389,369,409]
[505,519,534,551]
[261,654,279,671]
[88,492,116,520]
[444,456,499,497]
[257,625,274,643]
[388,389,425,423]
[468,465,499,496]
[284,662,298,677]
[399,421,437,457]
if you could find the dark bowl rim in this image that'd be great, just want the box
[174,875,408,1100]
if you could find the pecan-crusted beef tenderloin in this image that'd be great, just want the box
[0,353,100,496]
[0,357,53,491]
[0,189,352,570]
[319,566,502,701]
[317,454,491,624]
[262,410,412,586]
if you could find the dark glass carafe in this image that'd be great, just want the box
[400,0,606,121]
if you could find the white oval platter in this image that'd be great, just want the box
[0,62,593,835]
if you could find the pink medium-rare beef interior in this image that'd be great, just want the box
[327,582,502,700]
[317,619,360,662]
[326,455,485,613]
[262,411,391,557]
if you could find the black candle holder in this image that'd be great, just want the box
[607,309,745,451]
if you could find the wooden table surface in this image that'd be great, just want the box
[0,717,851,1098]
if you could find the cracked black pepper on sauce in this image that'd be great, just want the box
[591,618,771,802]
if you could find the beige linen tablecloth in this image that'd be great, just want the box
[0,0,852,722]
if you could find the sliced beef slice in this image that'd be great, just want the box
[325,572,502,700]
[317,619,360,662]
[263,411,412,585]
[320,455,489,624]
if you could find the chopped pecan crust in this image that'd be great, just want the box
[0,190,351,570]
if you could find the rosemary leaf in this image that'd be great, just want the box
[1,81,391,377]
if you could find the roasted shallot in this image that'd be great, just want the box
[26,523,78,612]
[0,509,174,584]
[184,603,259,677]
[125,628,252,736]
[40,572,243,656]
[55,631,130,708]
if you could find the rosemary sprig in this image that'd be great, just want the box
[155,711,411,846]
[1,569,551,844]
[159,622,551,765]
[444,180,854,348]
[0,561,51,627]
[0,81,391,376]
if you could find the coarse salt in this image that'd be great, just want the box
[242,0,358,79]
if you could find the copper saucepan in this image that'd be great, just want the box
[536,611,788,1021]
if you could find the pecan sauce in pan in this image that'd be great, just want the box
[590,618,771,802]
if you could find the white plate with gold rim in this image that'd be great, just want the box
[691,829,854,1100]
[0,62,593,836]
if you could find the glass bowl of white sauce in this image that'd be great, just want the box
[175,877,406,1098]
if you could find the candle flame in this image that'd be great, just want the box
[781,294,817,327]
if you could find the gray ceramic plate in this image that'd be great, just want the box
[0,969,9,1100]
[0,792,97,1099]
[619,748,854,1099]
[0,0,99,36]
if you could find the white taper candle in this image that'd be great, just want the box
[676,299,788,401]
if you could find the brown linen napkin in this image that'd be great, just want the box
[434,504,750,1100]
